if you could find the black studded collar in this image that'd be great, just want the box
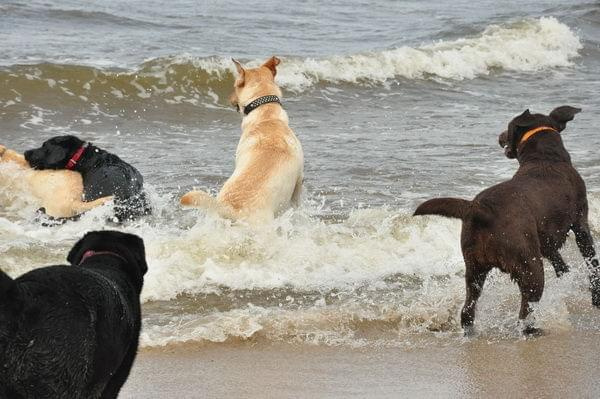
[243,95,281,115]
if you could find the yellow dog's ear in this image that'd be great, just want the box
[232,58,245,86]
[262,56,280,77]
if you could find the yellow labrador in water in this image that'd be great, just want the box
[0,145,111,218]
[181,56,304,223]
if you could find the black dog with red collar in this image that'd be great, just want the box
[25,135,151,222]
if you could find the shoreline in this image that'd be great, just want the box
[121,331,600,398]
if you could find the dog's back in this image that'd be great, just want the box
[219,116,303,221]
[458,162,584,273]
[83,150,151,221]
[0,266,138,398]
[0,231,147,398]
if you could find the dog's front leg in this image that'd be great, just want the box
[72,196,114,214]
[572,221,600,307]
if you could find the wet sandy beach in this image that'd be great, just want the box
[121,331,600,398]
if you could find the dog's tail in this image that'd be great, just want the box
[180,190,237,220]
[414,197,493,226]
[414,198,471,219]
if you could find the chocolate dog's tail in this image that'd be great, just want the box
[413,197,493,226]
[414,198,471,219]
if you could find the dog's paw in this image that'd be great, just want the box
[462,325,476,338]
[96,196,114,206]
[522,326,544,337]
[592,290,600,308]
[590,275,600,307]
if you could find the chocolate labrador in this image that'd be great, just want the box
[24,135,151,222]
[414,106,599,334]
[0,230,147,398]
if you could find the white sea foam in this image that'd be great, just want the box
[1,177,598,347]
[183,17,581,92]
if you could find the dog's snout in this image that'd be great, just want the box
[498,130,508,148]
[24,149,34,162]
[24,149,42,168]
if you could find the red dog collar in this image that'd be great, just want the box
[79,250,127,265]
[66,143,89,170]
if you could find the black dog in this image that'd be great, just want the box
[0,231,147,399]
[25,136,151,222]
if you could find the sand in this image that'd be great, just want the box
[120,331,600,398]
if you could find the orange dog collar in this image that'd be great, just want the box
[519,126,558,146]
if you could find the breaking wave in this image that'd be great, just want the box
[0,17,582,110]
[1,165,598,347]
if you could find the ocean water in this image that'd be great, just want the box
[1,1,600,348]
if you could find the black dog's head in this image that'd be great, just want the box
[67,230,148,293]
[499,106,581,159]
[24,135,86,170]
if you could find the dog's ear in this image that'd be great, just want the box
[549,106,581,132]
[505,109,536,158]
[498,130,516,158]
[119,233,148,277]
[513,109,537,128]
[262,56,280,77]
[232,58,245,87]
[67,233,89,265]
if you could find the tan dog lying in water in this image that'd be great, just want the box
[0,145,111,218]
[181,57,304,223]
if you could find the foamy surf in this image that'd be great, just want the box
[275,16,582,90]
[1,169,599,347]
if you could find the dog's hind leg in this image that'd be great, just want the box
[547,251,569,277]
[572,219,600,307]
[100,342,138,399]
[516,257,544,336]
[291,176,303,207]
[461,262,490,336]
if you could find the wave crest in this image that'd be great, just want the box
[0,17,582,110]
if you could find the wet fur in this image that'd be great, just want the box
[414,106,600,334]
[0,231,147,398]
[0,145,111,218]
[24,136,150,221]
[181,57,303,224]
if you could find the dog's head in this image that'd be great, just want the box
[0,145,15,164]
[24,135,85,169]
[499,106,581,159]
[229,56,282,113]
[67,230,148,293]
